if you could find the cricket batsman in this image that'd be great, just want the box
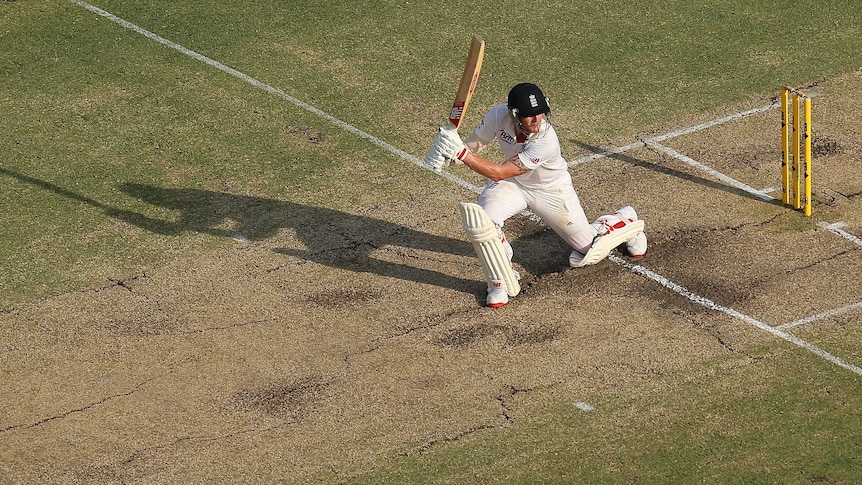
[426,83,647,307]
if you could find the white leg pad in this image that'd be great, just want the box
[570,219,645,267]
[459,202,521,297]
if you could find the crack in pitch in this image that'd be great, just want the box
[0,376,158,434]
[95,272,150,294]
[497,384,530,424]
[93,422,296,479]
[402,423,501,457]
[401,383,536,456]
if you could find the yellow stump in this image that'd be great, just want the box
[792,93,801,210]
[803,96,812,216]
[780,87,813,216]
[780,88,791,206]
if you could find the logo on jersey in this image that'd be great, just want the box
[498,129,516,145]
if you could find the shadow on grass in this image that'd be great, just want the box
[0,168,479,294]
[116,183,480,294]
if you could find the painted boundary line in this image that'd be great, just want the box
[73,1,862,375]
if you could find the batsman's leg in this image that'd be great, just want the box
[459,202,521,307]
[570,206,646,267]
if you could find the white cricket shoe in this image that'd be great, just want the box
[625,231,647,258]
[615,205,638,223]
[616,205,647,258]
[486,285,509,308]
[568,249,586,267]
[571,205,646,267]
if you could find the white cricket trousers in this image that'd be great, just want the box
[477,179,596,255]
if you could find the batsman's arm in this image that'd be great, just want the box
[464,132,489,154]
[460,152,527,182]
[436,126,526,180]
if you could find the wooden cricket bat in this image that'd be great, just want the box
[448,35,485,130]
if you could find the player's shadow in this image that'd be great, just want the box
[113,183,479,293]
[1,168,588,294]
[0,167,480,295]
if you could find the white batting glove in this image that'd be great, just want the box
[436,125,470,163]
[424,143,450,172]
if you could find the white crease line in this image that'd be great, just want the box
[818,221,862,247]
[778,301,862,330]
[650,103,780,143]
[567,141,645,167]
[608,254,862,376]
[646,141,776,201]
[68,0,486,194]
[567,102,779,167]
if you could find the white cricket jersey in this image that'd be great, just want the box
[472,103,571,191]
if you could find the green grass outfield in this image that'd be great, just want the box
[2,1,861,482]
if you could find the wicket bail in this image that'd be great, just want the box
[780,87,812,216]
